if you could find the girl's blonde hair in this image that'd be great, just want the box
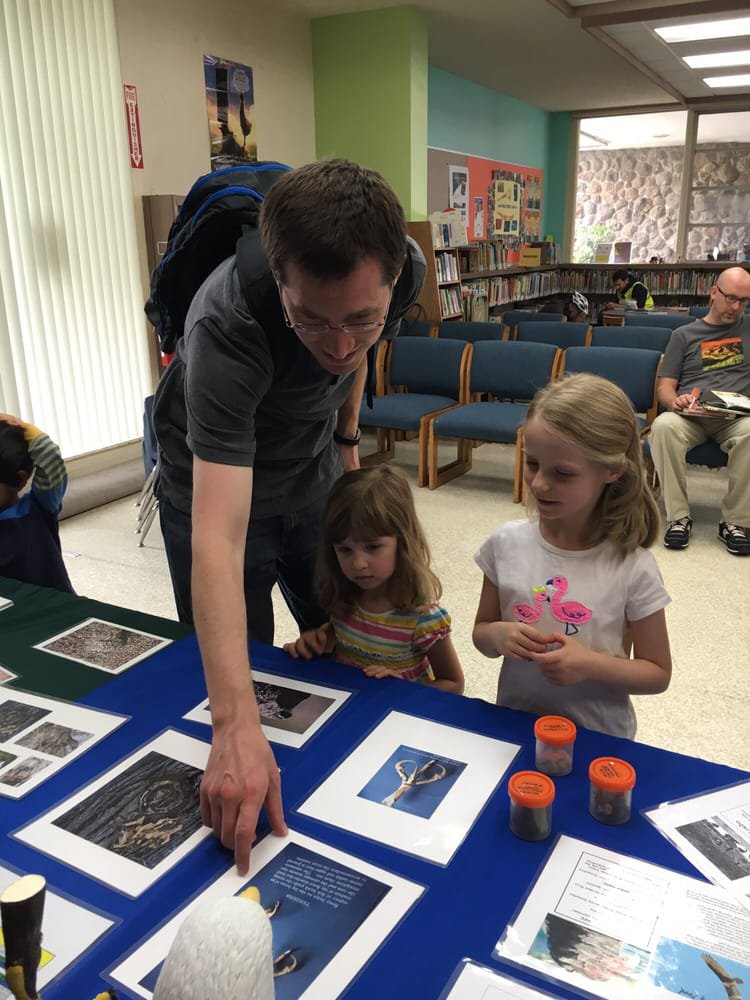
[525,372,660,554]
[317,466,441,613]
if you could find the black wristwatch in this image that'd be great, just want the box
[333,428,361,447]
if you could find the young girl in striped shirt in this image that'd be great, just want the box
[284,466,464,694]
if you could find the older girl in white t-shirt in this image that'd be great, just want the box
[473,373,672,738]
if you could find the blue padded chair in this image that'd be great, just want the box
[502,309,564,338]
[624,312,692,330]
[561,347,661,429]
[398,318,435,337]
[516,321,591,349]
[641,438,728,497]
[689,305,710,319]
[359,337,472,485]
[437,320,508,342]
[591,325,672,353]
[426,340,561,499]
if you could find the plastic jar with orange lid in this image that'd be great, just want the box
[589,757,636,825]
[534,716,577,776]
[508,771,555,841]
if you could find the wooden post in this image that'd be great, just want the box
[0,874,46,1000]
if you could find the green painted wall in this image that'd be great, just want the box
[545,112,573,246]
[428,67,571,242]
[312,6,428,219]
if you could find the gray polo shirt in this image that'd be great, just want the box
[153,239,424,519]
[660,314,750,397]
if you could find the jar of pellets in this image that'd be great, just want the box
[534,715,577,777]
[589,757,636,825]
[508,771,555,841]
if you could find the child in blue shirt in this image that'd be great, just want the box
[0,415,74,593]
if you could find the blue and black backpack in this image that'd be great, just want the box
[145,161,292,355]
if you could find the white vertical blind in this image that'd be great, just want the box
[0,0,152,457]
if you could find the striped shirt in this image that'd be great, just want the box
[331,603,452,682]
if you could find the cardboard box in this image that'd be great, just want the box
[519,247,542,266]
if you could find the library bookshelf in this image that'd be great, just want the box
[405,222,736,325]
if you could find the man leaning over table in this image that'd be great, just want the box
[648,266,750,556]
[152,159,425,873]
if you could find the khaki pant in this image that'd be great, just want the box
[649,411,750,525]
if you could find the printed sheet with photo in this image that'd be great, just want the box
[0,596,12,613]
[298,711,520,865]
[439,959,557,999]
[15,730,211,897]
[0,863,114,996]
[184,670,352,749]
[107,829,423,1000]
[496,835,750,999]
[0,689,127,799]
[34,617,172,673]
[644,778,750,912]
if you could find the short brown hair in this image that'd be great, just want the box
[317,466,441,614]
[259,159,407,284]
[525,373,660,555]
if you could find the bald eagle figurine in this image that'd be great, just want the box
[153,894,273,1000]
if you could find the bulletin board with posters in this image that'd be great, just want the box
[427,148,544,248]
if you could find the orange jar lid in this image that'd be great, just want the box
[508,771,555,808]
[534,715,577,745]
[589,757,636,792]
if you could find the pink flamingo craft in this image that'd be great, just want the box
[545,576,592,636]
[512,585,547,623]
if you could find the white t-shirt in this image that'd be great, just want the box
[474,519,671,739]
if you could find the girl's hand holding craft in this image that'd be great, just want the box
[530,632,596,686]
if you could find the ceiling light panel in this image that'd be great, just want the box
[704,73,750,87]
[655,18,750,44]
[684,50,750,69]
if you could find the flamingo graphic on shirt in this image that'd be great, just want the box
[512,578,592,637]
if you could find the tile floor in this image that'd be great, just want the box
[59,437,750,771]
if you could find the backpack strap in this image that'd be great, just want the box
[235,227,279,331]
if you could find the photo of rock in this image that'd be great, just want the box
[0,700,51,741]
[37,619,169,672]
[0,756,51,787]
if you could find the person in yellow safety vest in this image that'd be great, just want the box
[606,269,655,310]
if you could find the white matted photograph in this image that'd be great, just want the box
[184,670,352,749]
[34,617,172,673]
[107,828,423,1000]
[0,664,17,684]
[0,862,114,994]
[298,711,520,865]
[0,689,127,799]
[645,779,750,911]
[14,730,211,896]
[439,959,557,999]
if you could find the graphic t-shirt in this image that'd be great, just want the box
[660,314,750,397]
[474,519,670,738]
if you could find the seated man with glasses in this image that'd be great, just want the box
[153,159,425,875]
[649,266,750,555]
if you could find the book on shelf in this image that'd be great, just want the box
[457,241,507,273]
[439,285,463,318]
[429,209,467,249]
[593,242,613,264]
[434,250,459,283]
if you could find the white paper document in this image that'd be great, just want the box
[108,828,423,1000]
[34,617,172,673]
[497,835,750,999]
[0,688,127,798]
[0,596,12,613]
[184,670,352,748]
[645,779,750,911]
[0,665,18,685]
[0,863,113,995]
[298,711,520,865]
[15,730,211,897]
[440,959,556,999]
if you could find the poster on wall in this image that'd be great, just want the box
[204,54,257,170]
[472,197,485,240]
[493,180,521,237]
[448,165,469,228]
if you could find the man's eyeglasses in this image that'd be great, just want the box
[279,286,393,338]
[715,285,749,307]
